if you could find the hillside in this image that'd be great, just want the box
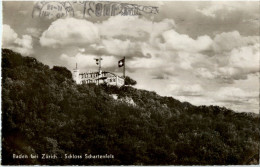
[1,49,259,165]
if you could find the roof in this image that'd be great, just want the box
[79,71,124,79]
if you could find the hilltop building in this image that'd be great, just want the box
[72,68,125,87]
[73,57,126,87]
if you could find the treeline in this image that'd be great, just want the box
[1,49,259,165]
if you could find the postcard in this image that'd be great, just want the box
[1,0,259,165]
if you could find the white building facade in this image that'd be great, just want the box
[72,68,125,87]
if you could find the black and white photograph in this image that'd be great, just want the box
[1,0,259,165]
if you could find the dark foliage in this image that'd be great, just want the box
[1,49,259,165]
[52,66,72,80]
[124,76,137,86]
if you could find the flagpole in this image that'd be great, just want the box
[123,56,125,79]
[123,57,126,86]
[98,59,100,86]
[99,58,102,86]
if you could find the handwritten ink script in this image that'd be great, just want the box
[32,1,159,19]
[85,1,159,17]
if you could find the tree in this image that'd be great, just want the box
[52,66,72,79]
[124,76,137,86]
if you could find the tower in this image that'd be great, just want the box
[94,58,103,85]
[72,63,80,84]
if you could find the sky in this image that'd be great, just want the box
[2,1,260,113]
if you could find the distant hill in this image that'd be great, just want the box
[1,49,259,165]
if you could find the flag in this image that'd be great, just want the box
[118,58,125,67]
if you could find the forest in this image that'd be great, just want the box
[1,49,259,165]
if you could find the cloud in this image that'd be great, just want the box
[128,56,169,69]
[195,66,250,84]
[2,24,18,45]
[39,16,174,49]
[26,28,42,38]
[2,24,33,55]
[162,30,213,52]
[216,87,258,100]
[243,18,260,26]
[213,31,259,52]
[98,16,175,41]
[40,18,99,47]
[152,75,169,80]
[176,52,210,70]
[99,38,142,57]
[229,44,259,71]
[195,68,217,79]
[78,48,85,53]
[212,86,259,112]
[169,84,204,96]
[15,35,33,49]
[69,17,175,58]
[14,35,33,55]
[193,32,259,83]
[40,15,175,49]
[196,3,235,18]
[60,52,118,71]
[43,17,176,75]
